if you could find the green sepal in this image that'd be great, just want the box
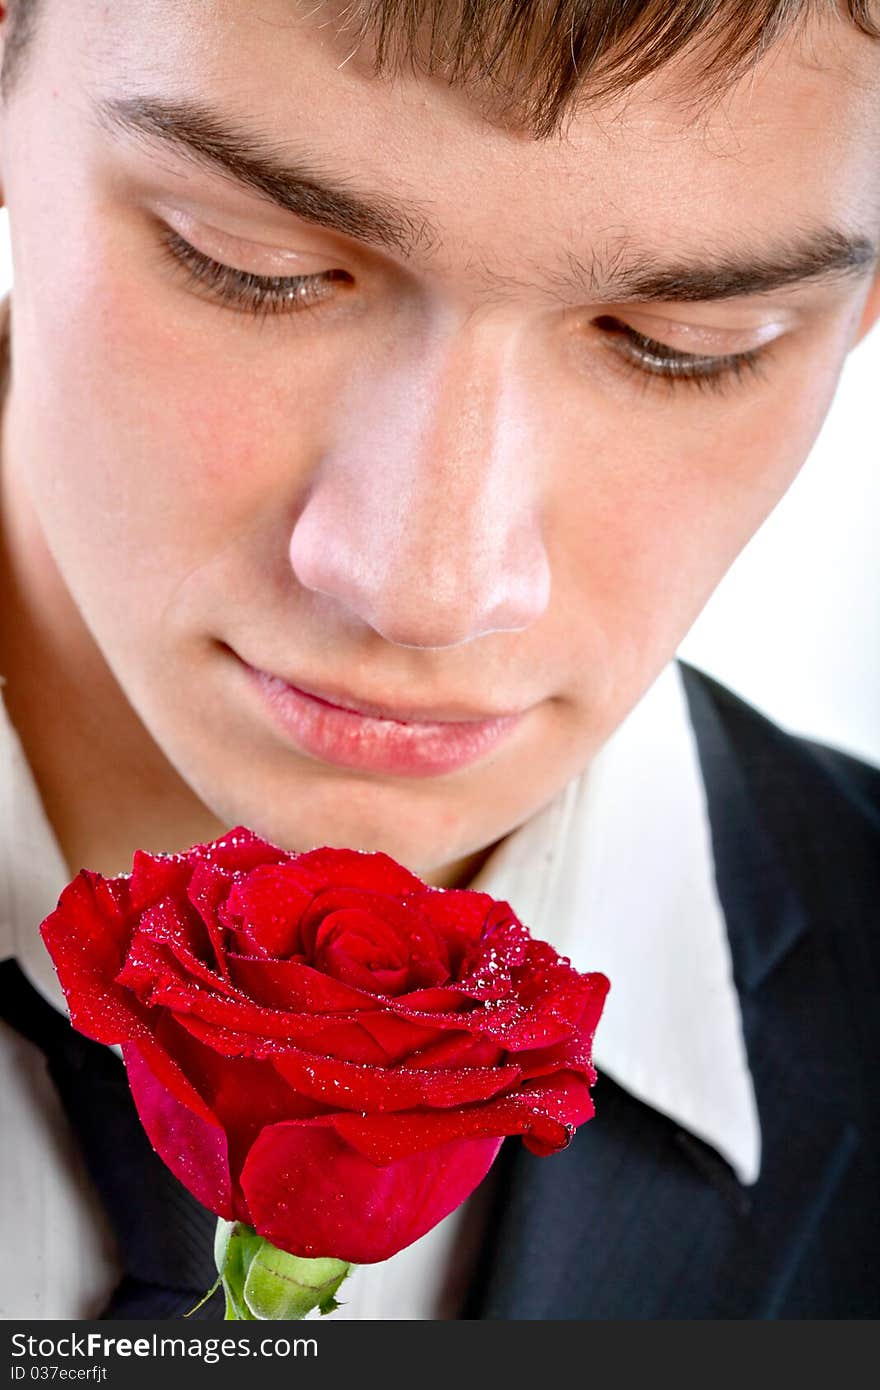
[213,1218,352,1321]
[243,1246,352,1320]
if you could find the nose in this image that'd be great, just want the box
[288,316,551,649]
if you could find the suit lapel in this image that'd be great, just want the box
[678,664,865,1314]
[679,663,809,992]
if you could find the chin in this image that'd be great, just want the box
[189,773,480,878]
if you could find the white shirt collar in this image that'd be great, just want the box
[0,662,761,1186]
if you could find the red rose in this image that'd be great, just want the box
[41,827,608,1264]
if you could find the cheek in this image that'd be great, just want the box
[18,270,339,625]
[550,342,845,697]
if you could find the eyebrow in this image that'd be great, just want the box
[93,92,438,259]
[94,92,878,303]
[582,229,879,303]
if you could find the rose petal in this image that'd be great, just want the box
[328,1071,596,1163]
[115,966,372,1042]
[383,995,523,1037]
[350,1010,452,1063]
[223,864,318,958]
[129,850,194,914]
[225,955,381,1013]
[133,898,240,995]
[300,889,421,965]
[122,1038,237,1221]
[269,1047,521,1112]
[116,935,244,1018]
[398,984,506,1011]
[185,861,236,979]
[292,846,428,897]
[403,1032,505,1070]
[317,937,410,994]
[146,1015,330,1167]
[514,975,610,1081]
[182,826,292,874]
[240,1123,502,1263]
[40,871,151,1045]
[415,890,519,969]
[175,1009,403,1067]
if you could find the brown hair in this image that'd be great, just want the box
[3,0,878,136]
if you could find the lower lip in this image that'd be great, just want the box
[242,665,522,777]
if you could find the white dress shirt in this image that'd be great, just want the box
[0,662,761,1320]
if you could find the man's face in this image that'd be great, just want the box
[1,0,879,876]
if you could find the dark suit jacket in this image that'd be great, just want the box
[1,662,878,1318]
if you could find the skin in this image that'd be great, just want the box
[0,0,878,890]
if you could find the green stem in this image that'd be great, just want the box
[182,1272,223,1318]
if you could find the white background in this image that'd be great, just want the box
[2,213,878,766]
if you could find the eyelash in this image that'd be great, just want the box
[157,225,348,319]
[592,315,767,395]
[157,227,770,392]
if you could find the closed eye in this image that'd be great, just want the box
[156,225,352,319]
[593,314,769,394]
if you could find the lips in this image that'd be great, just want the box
[270,671,516,726]
[237,658,524,777]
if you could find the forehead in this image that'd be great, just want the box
[36,0,880,280]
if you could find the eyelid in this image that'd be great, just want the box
[611,309,789,355]
[153,201,335,277]
[592,315,771,396]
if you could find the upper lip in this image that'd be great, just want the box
[237,655,525,725]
